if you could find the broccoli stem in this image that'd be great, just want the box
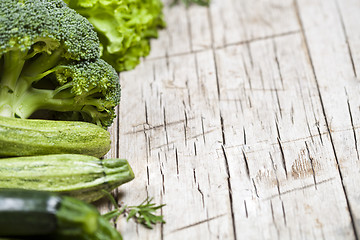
[0,50,27,90]
[22,48,64,79]
[0,48,64,118]
[14,88,78,118]
[14,88,106,119]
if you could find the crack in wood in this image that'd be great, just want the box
[197,183,205,208]
[315,121,324,145]
[151,129,217,151]
[160,190,164,240]
[275,119,282,140]
[242,54,252,90]
[243,127,247,145]
[273,83,283,119]
[220,124,360,155]
[146,165,150,186]
[144,102,149,125]
[259,68,266,91]
[273,39,285,89]
[220,113,226,145]
[175,148,179,177]
[306,120,314,144]
[252,178,260,198]
[270,200,281,239]
[193,142,197,156]
[183,124,187,147]
[125,117,195,135]
[213,50,221,100]
[242,149,250,179]
[146,31,301,63]
[221,145,237,240]
[345,90,360,160]
[281,200,287,226]
[277,137,288,177]
[305,141,318,189]
[296,75,315,144]
[158,152,166,194]
[244,200,248,218]
[269,152,281,195]
[169,214,227,233]
[201,116,206,144]
[264,177,335,201]
[335,0,358,78]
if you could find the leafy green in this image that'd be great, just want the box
[63,0,165,72]
[103,193,166,229]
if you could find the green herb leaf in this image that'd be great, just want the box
[126,198,166,229]
[102,192,166,229]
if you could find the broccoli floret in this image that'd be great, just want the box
[0,0,120,128]
[63,0,165,72]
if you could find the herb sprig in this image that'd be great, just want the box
[103,193,166,229]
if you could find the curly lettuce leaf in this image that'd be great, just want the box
[63,0,165,72]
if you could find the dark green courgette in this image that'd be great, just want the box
[0,116,111,158]
[0,154,135,202]
[0,189,122,240]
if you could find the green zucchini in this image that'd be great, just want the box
[0,189,122,240]
[0,116,111,158]
[0,154,135,202]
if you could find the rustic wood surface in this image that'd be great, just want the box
[102,0,360,239]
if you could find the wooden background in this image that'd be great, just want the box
[102,0,360,239]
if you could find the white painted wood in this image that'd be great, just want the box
[100,0,360,239]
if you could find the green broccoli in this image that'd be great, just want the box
[0,0,120,128]
[63,0,165,72]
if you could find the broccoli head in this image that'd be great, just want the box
[63,0,165,72]
[0,0,120,128]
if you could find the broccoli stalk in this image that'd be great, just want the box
[0,0,120,128]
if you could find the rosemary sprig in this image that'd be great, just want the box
[126,198,166,229]
[103,192,166,229]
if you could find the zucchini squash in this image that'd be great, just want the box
[0,154,135,202]
[0,116,111,158]
[0,189,122,240]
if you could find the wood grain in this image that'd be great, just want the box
[102,0,360,239]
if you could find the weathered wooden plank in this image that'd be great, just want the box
[148,1,191,58]
[215,32,354,239]
[209,0,299,48]
[115,48,238,239]
[97,0,360,239]
[296,0,360,237]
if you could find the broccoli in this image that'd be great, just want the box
[0,0,120,128]
[63,0,165,72]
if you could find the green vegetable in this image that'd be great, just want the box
[0,116,111,158]
[103,196,166,229]
[0,0,120,128]
[0,154,134,203]
[63,0,165,72]
[0,189,122,239]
